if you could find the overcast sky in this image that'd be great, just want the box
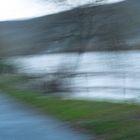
[0,0,125,21]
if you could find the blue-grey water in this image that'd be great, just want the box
[11,51,140,102]
[0,93,92,140]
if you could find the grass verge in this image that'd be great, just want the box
[0,77,140,140]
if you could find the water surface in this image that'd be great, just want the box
[11,51,140,102]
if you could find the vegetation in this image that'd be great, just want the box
[0,60,16,74]
[0,75,140,140]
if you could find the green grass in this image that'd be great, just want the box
[0,77,140,140]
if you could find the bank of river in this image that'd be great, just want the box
[0,86,139,140]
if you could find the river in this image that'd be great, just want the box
[10,50,140,103]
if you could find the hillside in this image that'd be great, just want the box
[0,0,140,57]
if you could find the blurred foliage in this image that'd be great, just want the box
[0,60,16,74]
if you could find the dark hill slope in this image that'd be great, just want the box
[0,0,140,57]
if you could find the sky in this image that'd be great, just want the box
[0,0,125,21]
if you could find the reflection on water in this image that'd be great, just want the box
[11,51,140,102]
